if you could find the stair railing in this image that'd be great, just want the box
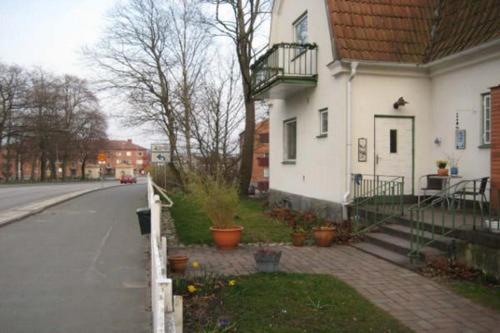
[408,177,493,259]
[351,174,405,234]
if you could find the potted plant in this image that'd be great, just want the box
[188,174,242,250]
[312,219,336,247]
[436,160,448,176]
[254,248,282,272]
[290,210,315,246]
[167,255,189,274]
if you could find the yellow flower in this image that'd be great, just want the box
[191,261,200,269]
[187,285,197,293]
[228,279,237,286]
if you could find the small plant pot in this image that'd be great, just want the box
[167,255,189,274]
[254,250,282,273]
[437,168,448,176]
[313,227,336,247]
[210,226,244,250]
[291,232,306,247]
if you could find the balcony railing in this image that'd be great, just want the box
[251,43,318,99]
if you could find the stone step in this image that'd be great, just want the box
[380,223,455,252]
[363,232,443,259]
[350,242,413,269]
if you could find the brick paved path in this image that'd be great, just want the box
[169,245,500,333]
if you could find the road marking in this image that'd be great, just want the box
[85,220,116,280]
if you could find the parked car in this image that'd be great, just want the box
[120,175,137,184]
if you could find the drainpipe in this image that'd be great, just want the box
[342,61,359,218]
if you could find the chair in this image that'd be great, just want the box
[452,177,489,213]
[418,174,446,206]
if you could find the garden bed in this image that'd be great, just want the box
[174,272,412,332]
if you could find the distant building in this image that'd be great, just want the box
[101,139,149,178]
[241,119,270,193]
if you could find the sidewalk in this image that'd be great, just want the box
[169,245,500,333]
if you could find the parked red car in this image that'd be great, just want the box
[120,175,137,184]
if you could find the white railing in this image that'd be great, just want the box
[147,175,182,333]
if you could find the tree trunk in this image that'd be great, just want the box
[80,157,87,180]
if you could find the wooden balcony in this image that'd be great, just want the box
[251,43,318,100]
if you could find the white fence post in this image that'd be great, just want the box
[148,174,180,333]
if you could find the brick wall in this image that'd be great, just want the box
[490,85,500,209]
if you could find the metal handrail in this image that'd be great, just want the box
[408,177,492,259]
[351,174,405,235]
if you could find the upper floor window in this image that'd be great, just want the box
[126,151,132,157]
[293,13,308,44]
[259,133,269,144]
[319,109,328,135]
[482,93,491,145]
[283,118,297,161]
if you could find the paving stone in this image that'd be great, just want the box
[167,244,500,332]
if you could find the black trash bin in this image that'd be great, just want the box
[136,207,151,235]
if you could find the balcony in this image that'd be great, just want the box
[251,43,318,100]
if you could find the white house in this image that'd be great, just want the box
[252,0,500,219]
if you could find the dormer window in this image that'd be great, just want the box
[293,13,308,44]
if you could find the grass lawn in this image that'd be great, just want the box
[169,193,291,245]
[178,273,412,332]
[447,280,500,312]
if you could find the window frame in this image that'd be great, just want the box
[319,108,328,136]
[293,12,308,45]
[283,118,297,162]
[482,93,491,145]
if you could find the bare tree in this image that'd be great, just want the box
[192,59,244,180]
[86,0,185,184]
[206,0,271,194]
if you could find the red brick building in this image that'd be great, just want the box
[102,139,149,177]
[490,85,500,209]
[240,119,269,193]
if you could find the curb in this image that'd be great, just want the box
[0,183,128,228]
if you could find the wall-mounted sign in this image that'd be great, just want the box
[358,138,367,162]
[455,129,466,150]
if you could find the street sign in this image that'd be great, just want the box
[98,152,106,162]
[151,143,170,163]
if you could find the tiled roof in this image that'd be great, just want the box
[327,0,500,64]
[105,140,147,151]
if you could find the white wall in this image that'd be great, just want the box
[351,73,433,194]
[269,0,349,203]
[430,57,500,181]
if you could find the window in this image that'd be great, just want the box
[390,129,397,153]
[283,119,297,161]
[136,159,143,165]
[259,133,269,144]
[319,109,328,135]
[138,152,143,157]
[293,13,308,44]
[482,94,491,144]
[116,152,122,156]
[263,168,269,178]
[126,151,132,156]
[116,159,121,164]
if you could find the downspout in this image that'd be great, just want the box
[342,61,358,218]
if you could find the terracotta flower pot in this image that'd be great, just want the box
[210,226,244,250]
[313,227,336,247]
[167,255,189,273]
[437,168,449,176]
[291,232,306,247]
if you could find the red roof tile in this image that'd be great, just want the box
[327,0,500,63]
[105,140,147,151]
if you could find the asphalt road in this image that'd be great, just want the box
[0,184,150,333]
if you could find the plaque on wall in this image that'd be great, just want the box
[455,129,466,150]
[358,138,367,162]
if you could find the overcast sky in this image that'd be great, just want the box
[0,0,164,149]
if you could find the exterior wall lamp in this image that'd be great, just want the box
[393,97,409,110]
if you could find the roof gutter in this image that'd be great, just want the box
[342,61,358,219]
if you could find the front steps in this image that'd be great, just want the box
[350,209,456,269]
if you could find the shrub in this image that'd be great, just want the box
[187,173,239,229]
